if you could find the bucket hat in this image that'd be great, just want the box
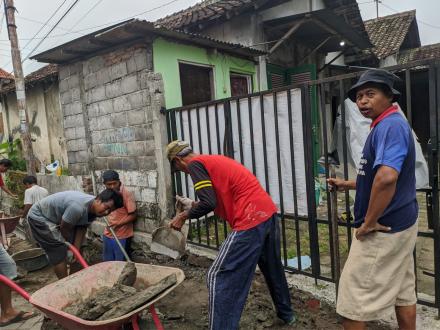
[348,69,401,102]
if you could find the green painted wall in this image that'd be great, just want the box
[153,37,258,109]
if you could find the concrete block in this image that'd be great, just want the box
[70,62,83,75]
[76,126,86,139]
[107,157,123,170]
[84,72,98,90]
[121,74,139,94]
[105,79,122,99]
[137,156,156,171]
[147,171,157,189]
[71,87,81,102]
[87,85,106,104]
[127,91,145,109]
[92,144,113,157]
[67,151,76,164]
[145,140,155,156]
[127,109,146,125]
[87,56,105,74]
[59,78,69,93]
[132,186,142,201]
[64,114,84,128]
[122,158,139,171]
[60,91,72,105]
[90,114,112,130]
[66,139,87,152]
[113,95,130,113]
[87,103,100,118]
[64,127,76,140]
[126,141,146,156]
[133,126,148,141]
[68,74,80,89]
[97,99,114,116]
[94,157,108,171]
[96,68,111,86]
[59,66,70,81]
[75,150,89,163]
[112,112,127,127]
[69,163,89,176]
[141,188,156,203]
[64,101,82,116]
[110,62,128,81]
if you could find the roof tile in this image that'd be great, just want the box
[398,43,440,64]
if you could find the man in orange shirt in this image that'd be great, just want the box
[102,170,137,261]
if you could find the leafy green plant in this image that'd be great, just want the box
[0,139,26,171]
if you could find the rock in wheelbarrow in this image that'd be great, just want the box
[97,273,177,320]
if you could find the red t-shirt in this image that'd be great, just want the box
[189,155,277,231]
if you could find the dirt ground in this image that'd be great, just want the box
[6,235,392,330]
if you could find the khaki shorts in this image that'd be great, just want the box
[336,222,418,321]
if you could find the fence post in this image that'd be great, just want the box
[223,101,234,158]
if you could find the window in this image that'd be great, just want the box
[179,62,214,106]
[230,73,252,97]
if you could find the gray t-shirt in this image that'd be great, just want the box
[28,191,96,227]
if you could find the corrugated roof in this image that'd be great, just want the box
[0,64,58,94]
[365,10,418,59]
[399,43,440,64]
[31,20,264,64]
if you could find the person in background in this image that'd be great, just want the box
[102,170,136,261]
[0,159,17,198]
[22,176,49,218]
[27,190,122,279]
[0,244,35,326]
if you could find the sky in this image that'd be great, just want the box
[0,0,439,75]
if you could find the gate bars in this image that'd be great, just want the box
[164,58,440,316]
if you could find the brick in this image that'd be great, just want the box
[110,62,128,81]
[64,114,84,128]
[127,109,146,125]
[141,188,156,203]
[113,95,130,112]
[121,74,139,94]
[112,112,127,127]
[64,101,82,116]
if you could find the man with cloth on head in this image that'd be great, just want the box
[27,190,123,279]
[166,140,295,330]
[328,69,418,330]
[101,170,136,261]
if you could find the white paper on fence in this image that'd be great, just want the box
[332,99,429,189]
[177,89,309,216]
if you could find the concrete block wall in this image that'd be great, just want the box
[58,43,171,234]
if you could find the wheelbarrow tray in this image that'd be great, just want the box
[29,261,184,330]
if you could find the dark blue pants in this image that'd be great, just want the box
[103,236,128,261]
[207,214,293,330]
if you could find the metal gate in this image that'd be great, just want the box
[164,58,440,315]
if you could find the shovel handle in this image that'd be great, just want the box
[65,242,89,268]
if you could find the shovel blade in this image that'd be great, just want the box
[151,226,186,259]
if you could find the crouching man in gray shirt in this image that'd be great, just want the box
[27,190,122,278]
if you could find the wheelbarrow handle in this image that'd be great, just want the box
[65,242,89,269]
[0,274,30,301]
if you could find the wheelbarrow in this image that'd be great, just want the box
[0,244,185,330]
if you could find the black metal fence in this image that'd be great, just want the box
[165,59,440,316]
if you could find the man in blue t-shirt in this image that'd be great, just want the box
[328,69,418,330]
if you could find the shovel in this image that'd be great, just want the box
[150,199,188,259]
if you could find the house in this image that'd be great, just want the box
[345,10,421,67]
[0,64,68,167]
[30,19,262,235]
[156,0,372,89]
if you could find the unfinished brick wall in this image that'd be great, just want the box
[58,43,171,233]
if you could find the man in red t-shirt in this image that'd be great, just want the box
[167,140,294,330]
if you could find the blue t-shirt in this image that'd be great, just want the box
[354,113,418,233]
